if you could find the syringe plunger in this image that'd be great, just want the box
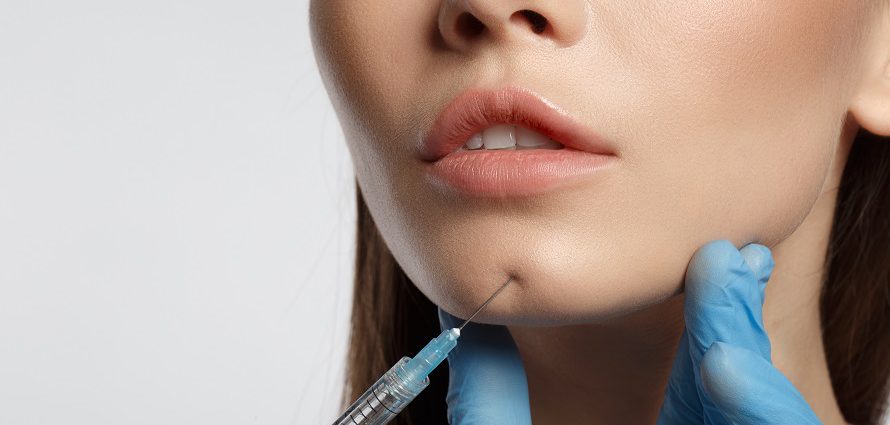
[332,328,460,425]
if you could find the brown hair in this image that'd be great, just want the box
[822,128,890,424]
[343,128,890,424]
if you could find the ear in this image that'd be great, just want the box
[850,10,890,137]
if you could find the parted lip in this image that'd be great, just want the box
[418,86,616,162]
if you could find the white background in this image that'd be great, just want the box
[2,2,887,425]
[0,1,353,424]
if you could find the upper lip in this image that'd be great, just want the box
[418,86,616,162]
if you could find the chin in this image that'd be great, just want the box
[406,237,694,327]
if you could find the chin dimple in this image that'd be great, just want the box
[459,124,564,152]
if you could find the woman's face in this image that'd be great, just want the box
[309,1,876,325]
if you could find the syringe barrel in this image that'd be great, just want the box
[332,357,429,425]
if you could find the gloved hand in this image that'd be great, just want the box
[438,306,532,424]
[438,240,823,424]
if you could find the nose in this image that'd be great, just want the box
[437,0,588,51]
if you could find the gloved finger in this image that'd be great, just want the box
[684,240,774,363]
[738,242,775,307]
[683,240,775,423]
[701,342,822,425]
[438,308,532,425]
[656,329,703,425]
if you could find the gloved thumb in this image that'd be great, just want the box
[700,342,822,424]
[683,240,775,422]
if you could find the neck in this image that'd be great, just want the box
[509,295,685,423]
[507,122,857,425]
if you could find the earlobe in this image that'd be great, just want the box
[849,17,890,137]
[849,65,890,137]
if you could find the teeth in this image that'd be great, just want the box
[465,133,483,150]
[460,125,564,151]
[516,126,561,149]
[482,124,516,149]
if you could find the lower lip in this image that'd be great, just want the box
[424,148,617,197]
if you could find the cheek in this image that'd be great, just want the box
[610,1,863,91]
[309,0,439,130]
[310,0,444,211]
[599,1,863,243]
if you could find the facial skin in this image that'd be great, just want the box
[311,1,890,423]
[309,1,887,327]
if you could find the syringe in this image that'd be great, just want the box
[332,276,514,425]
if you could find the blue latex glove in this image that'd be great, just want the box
[438,240,823,424]
[438,308,532,424]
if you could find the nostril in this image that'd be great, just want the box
[455,12,485,38]
[512,10,549,35]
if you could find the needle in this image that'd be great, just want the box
[457,276,514,331]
